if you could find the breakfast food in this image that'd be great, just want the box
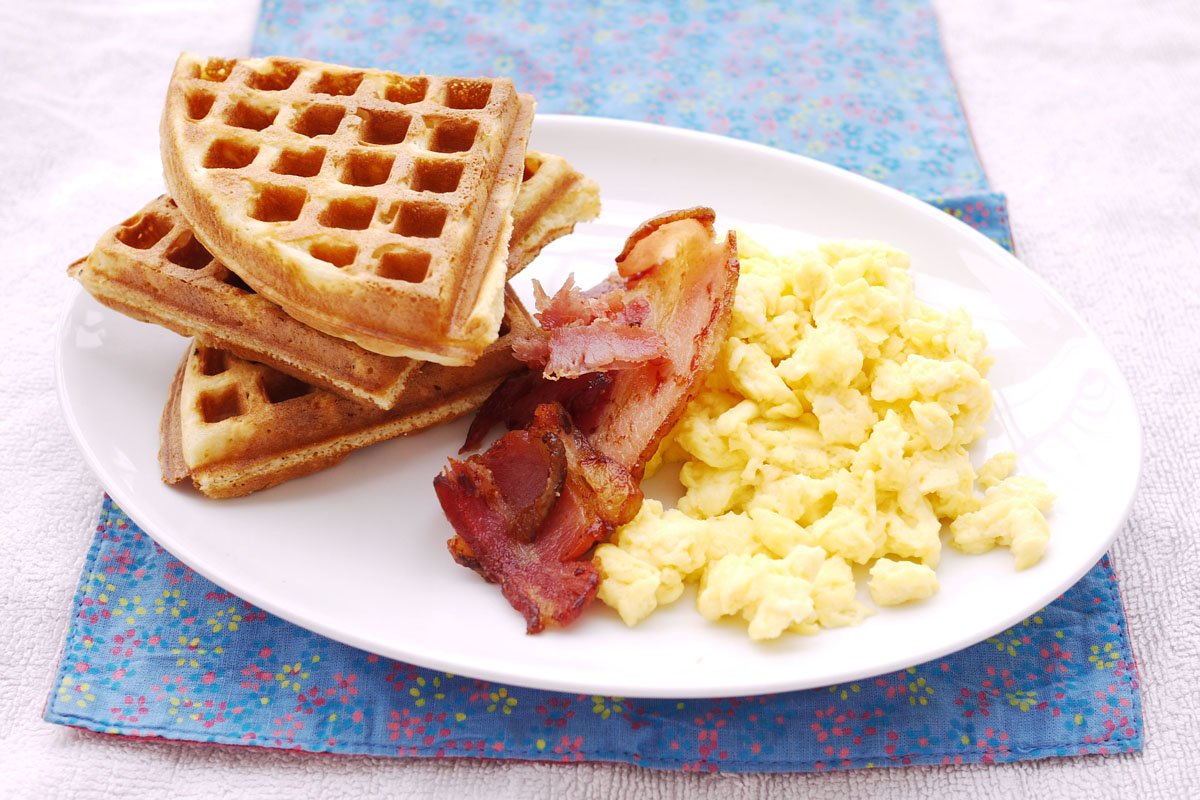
[595,236,1054,640]
[70,50,1055,647]
[69,53,613,502]
[506,152,601,277]
[435,208,740,632]
[68,152,600,408]
[161,53,535,364]
[71,195,416,408]
[161,289,537,499]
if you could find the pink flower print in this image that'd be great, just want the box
[536,696,576,728]
[1040,640,1072,674]
[297,685,328,715]
[239,661,274,693]
[554,735,585,762]
[271,711,304,748]
[110,694,149,724]
[110,628,143,658]
[387,708,426,742]
[332,672,359,705]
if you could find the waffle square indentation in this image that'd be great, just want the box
[249,184,307,223]
[198,348,229,376]
[203,139,259,169]
[224,100,279,131]
[393,202,447,238]
[412,159,463,193]
[246,61,301,92]
[164,233,213,270]
[291,104,347,137]
[444,79,492,109]
[358,108,411,145]
[522,153,543,183]
[319,197,377,231]
[272,147,326,178]
[376,250,431,283]
[339,150,394,186]
[115,213,173,250]
[186,91,216,121]
[309,239,358,268]
[312,71,364,97]
[381,75,428,105]
[194,58,236,82]
[429,119,479,153]
[200,386,245,423]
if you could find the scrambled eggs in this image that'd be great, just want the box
[595,236,1054,640]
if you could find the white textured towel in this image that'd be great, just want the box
[2,0,1197,797]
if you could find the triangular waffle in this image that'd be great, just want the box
[507,151,601,277]
[160,288,537,499]
[69,152,599,408]
[160,53,535,365]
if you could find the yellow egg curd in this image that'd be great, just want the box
[595,235,1054,640]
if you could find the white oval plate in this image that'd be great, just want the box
[57,115,1141,698]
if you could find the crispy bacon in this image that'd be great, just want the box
[470,428,567,543]
[577,208,741,475]
[534,278,655,328]
[613,206,718,275]
[513,319,667,379]
[436,208,740,632]
[511,277,667,378]
[435,405,642,632]
[460,371,613,453]
[535,277,618,327]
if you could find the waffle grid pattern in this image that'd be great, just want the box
[175,55,519,287]
[81,196,423,407]
[112,200,250,292]
[162,54,535,363]
[188,346,314,429]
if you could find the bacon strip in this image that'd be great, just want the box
[435,404,641,632]
[514,319,666,379]
[460,371,613,453]
[534,277,654,328]
[591,212,741,476]
[511,277,667,378]
[436,208,740,632]
[471,428,567,543]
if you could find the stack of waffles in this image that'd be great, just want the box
[70,54,601,498]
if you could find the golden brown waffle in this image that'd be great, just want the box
[69,152,599,408]
[508,151,600,276]
[160,53,535,365]
[161,288,536,499]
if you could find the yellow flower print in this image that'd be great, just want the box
[828,683,861,702]
[487,687,518,715]
[154,589,188,617]
[591,696,624,720]
[408,675,447,708]
[275,661,311,692]
[57,675,96,709]
[171,635,214,668]
[907,676,934,706]
[206,606,244,634]
[1089,642,1118,670]
[1007,689,1037,711]
[116,594,148,625]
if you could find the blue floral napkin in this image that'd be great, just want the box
[46,0,1141,771]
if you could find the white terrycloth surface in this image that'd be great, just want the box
[2,0,1197,797]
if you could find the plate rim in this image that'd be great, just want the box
[56,113,1144,697]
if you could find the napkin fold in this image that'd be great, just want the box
[46,0,1142,772]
